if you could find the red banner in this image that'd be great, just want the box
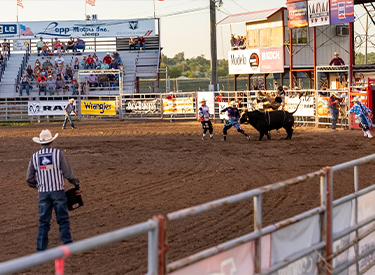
[260,47,284,73]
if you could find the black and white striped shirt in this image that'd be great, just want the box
[27,146,79,192]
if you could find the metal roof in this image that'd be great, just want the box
[216,7,285,26]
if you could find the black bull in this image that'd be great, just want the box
[240,105,300,140]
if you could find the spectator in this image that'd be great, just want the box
[129,38,136,50]
[98,67,108,87]
[107,70,117,87]
[103,53,112,65]
[40,68,47,77]
[118,62,124,72]
[37,73,47,95]
[86,54,94,69]
[73,37,85,52]
[43,58,53,70]
[328,92,343,131]
[56,64,64,79]
[19,75,30,96]
[137,36,145,51]
[93,53,101,68]
[329,52,345,84]
[88,73,98,87]
[66,37,75,52]
[55,53,64,67]
[358,73,366,86]
[64,64,75,80]
[37,73,46,83]
[74,57,79,70]
[34,59,41,69]
[230,34,237,48]
[46,75,56,95]
[34,65,41,76]
[60,41,67,52]
[101,60,109,70]
[26,65,34,81]
[36,37,44,55]
[41,43,49,58]
[109,58,118,69]
[71,76,78,95]
[55,75,65,95]
[0,53,3,66]
[81,55,87,69]
[113,52,122,65]
[52,38,59,52]
[56,40,62,54]
[47,65,54,78]
[2,39,10,54]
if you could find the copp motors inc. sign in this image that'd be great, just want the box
[28,101,75,116]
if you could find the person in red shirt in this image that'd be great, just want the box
[103,53,112,65]
[37,73,46,83]
[86,54,94,69]
[137,36,146,51]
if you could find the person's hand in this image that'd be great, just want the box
[75,188,82,196]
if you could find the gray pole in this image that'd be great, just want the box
[365,14,368,65]
[210,0,218,91]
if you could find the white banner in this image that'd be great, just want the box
[228,49,260,75]
[218,102,229,120]
[197,92,215,117]
[28,101,75,116]
[285,95,315,116]
[13,39,30,51]
[1,19,155,39]
[308,0,330,27]
[271,215,320,275]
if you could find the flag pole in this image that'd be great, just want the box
[153,0,156,18]
[85,0,87,19]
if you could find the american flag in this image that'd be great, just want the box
[86,0,95,6]
[17,0,24,8]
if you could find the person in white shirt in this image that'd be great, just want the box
[198,98,213,140]
[54,53,64,68]
[36,37,44,55]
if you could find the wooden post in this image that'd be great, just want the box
[234,74,239,91]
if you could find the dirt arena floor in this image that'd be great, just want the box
[1,120,375,274]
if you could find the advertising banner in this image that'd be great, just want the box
[285,95,315,116]
[308,0,330,27]
[28,101,75,116]
[271,215,320,275]
[163,97,195,114]
[81,100,116,115]
[317,96,330,117]
[259,47,284,73]
[287,1,309,28]
[330,0,354,25]
[218,102,229,120]
[228,48,284,75]
[0,19,155,39]
[197,92,215,116]
[13,39,30,51]
[125,99,159,114]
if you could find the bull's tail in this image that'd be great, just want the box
[291,100,302,115]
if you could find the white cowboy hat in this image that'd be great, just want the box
[351,96,362,102]
[32,129,58,144]
[334,52,339,55]
[200,98,206,102]
[332,92,340,97]
[230,100,238,106]
[69,98,75,102]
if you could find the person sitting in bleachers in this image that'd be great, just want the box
[47,65,54,78]
[34,65,41,77]
[40,68,47,78]
[52,38,59,52]
[56,40,62,54]
[26,65,34,81]
[138,36,146,51]
[46,75,55,95]
[54,53,64,68]
[56,64,64,79]
[107,69,118,87]
[71,76,78,95]
[93,53,101,68]
[34,59,41,69]
[42,58,52,70]
[0,53,3,66]
[37,73,47,95]
[101,60,109,70]
[109,58,118,69]
[86,54,94,69]
[129,38,136,51]
[36,37,44,56]
[64,65,75,81]
[88,73,98,88]
[67,37,75,52]
[41,43,49,58]
[81,55,87,69]
[103,53,112,65]
[55,75,65,95]
[2,39,9,54]
[74,57,79,70]
[118,62,124,72]
[98,67,108,88]
[114,52,122,66]
[19,75,31,96]
[73,37,86,52]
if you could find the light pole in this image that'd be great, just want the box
[210,0,223,91]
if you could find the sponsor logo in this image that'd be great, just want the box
[29,102,40,114]
[83,102,112,114]
[129,21,139,30]
[0,25,17,35]
[230,54,247,65]
[249,53,260,70]
[261,51,280,61]
[39,154,53,170]
[289,7,295,19]
[126,100,157,113]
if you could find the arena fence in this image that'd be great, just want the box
[1,90,352,129]
[1,154,375,274]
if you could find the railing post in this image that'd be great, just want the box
[326,167,333,275]
[254,194,262,274]
[148,218,159,275]
[153,215,167,275]
[319,170,327,274]
[354,165,360,274]
[55,245,70,275]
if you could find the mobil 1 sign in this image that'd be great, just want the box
[228,49,260,75]
[28,101,75,116]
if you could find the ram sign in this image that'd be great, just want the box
[228,48,284,75]
[28,101,75,116]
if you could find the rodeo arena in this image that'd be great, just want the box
[4,0,375,275]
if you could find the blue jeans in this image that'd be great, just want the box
[19,84,30,96]
[37,191,72,251]
[73,45,85,52]
[138,43,145,50]
[71,85,78,95]
[329,106,339,129]
[42,51,48,56]
[63,114,75,128]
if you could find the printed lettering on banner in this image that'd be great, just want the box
[285,95,315,117]
[259,47,284,73]
[219,103,229,120]
[81,100,116,115]
[13,39,29,51]
[125,99,158,114]
[330,0,354,25]
[170,235,271,275]
[308,0,330,27]
[197,92,215,116]
[163,97,195,114]
[271,215,320,275]
[228,50,260,75]
[348,190,375,275]
[28,101,76,116]
[0,19,156,39]
[287,1,309,28]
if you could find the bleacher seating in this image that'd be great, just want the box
[116,36,160,51]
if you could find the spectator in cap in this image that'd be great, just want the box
[329,52,345,84]
[114,52,122,66]
[109,58,118,69]
[349,97,373,138]
[137,36,146,51]
[328,92,343,131]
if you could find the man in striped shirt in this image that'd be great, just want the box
[27,129,82,251]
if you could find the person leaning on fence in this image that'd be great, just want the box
[328,92,343,131]
[220,101,250,142]
[349,97,373,138]
[26,129,82,251]
[329,52,345,84]
[62,98,77,129]
[199,98,214,140]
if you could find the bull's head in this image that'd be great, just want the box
[240,112,249,124]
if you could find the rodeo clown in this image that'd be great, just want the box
[220,101,250,142]
[198,98,214,140]
[349,97,373,138]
